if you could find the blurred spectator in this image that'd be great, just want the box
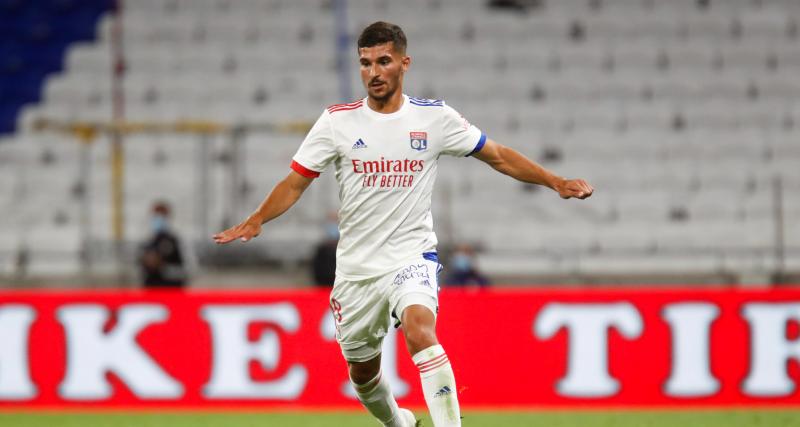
[138,201,188,288]
[444,244,490,287]
[487,0,542,12]
[311,213,339,287]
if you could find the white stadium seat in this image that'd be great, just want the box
[1,0,799,282]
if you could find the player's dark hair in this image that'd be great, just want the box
[357,21,407,54]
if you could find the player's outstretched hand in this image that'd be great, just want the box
[556,178,594,200]
[212,216,262,244]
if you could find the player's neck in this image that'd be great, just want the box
[366,90,404,114]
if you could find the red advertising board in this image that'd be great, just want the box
[1,288,799,408]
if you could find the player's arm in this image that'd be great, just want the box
[473,139,593,200]
[212,170,314,244]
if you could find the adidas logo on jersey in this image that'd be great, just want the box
[352,138,367,150]
[433,385,452,398]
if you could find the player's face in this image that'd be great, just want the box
[358,42,410,102]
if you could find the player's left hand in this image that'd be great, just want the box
[556,178,593,200]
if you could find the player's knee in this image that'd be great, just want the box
[349,367,377,385]
[401,304,438,353]
[348,358,381,385]
[403,324,438,354]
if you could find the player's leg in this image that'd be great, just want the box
[348,352,382,384]
[390,254,460,427]
[331,280,411,427]
[347,355,417,427]
[400,301,461,427]
[347,354,403,427]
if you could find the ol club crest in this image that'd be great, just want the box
[410,131,428,151]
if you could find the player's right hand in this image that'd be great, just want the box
[212,216,262,244]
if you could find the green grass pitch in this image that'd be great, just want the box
[1,410,799,427]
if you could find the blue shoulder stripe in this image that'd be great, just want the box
[410,98,443,105]
[409,97,443,107]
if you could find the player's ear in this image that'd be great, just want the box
[401,55,411,72]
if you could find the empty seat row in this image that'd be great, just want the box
[4,0,800,280]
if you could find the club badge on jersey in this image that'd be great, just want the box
[410,132,428,151]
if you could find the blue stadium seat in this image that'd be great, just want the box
[0,0,112,135]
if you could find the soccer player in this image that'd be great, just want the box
[213,21,593,427]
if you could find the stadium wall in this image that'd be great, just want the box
[0,288,799,409]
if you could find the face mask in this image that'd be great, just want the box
[324,223,339,240]
[151,215,167,233]
[451,253,471,272]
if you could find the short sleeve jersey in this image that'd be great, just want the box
[292,94,486,281]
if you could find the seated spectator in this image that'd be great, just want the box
[310,213,339,287]
[444,244,490,287]
[138,201,188,288]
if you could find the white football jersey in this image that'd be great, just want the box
[291,94,485,281]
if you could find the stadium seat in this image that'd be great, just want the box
[1,0,799,282]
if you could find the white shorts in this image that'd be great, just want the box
[329,252,441,363]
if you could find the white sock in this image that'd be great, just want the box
[352,370,405,427]
[413,344,461,426]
